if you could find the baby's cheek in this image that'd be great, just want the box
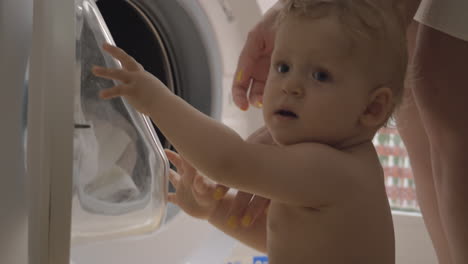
[262,87,277,105]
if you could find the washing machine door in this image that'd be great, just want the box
[72,0,169,243]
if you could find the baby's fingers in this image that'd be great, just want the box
[167,193,178,205]
[102,43,143,71]
[92,66,132,84]
[180,155,197,178]
[168,169,181,189]
[193,174,215,196]
[99,85,130,100]
[165,149,184,175]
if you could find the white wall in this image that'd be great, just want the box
[0,0,33,263]
[256,0,277,13]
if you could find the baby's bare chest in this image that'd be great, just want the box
[266,201,395,264]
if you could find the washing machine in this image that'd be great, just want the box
[1,0,270,263]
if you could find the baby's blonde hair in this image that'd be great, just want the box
[278,0,408,120]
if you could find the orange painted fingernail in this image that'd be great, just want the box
[213,187,225,200]
[237,70,243,82]
[241,215,252,227]
[227,216,238,229]
[92,66,103,72]
[255,101,263,108]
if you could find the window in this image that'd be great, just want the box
[402,199,409,207]
[394,134,402,147]
[379,156,389,167]
[404,178,409,188]
[378,133,390,146]
[373,136,380,146]
[389,134,395,147]
[393,177,400,187]
[408,178,415,189]
[374,128,420,213]
[387,176,394,186]
[404,157,411,168]
[388,155,395,167]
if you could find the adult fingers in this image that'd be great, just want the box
[232,81,251,111]
[102,43,143,71]
[248,79,266,108]
[232,30,264,110]
[227,191,254,229]
[241,196,270,227]
[212,184,230,201]
[249,53,271,103]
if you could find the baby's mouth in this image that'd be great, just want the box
[275,109,299,119]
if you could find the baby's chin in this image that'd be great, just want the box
[270,130,339,147]
[266,124,343,146]
[270,133,307,146]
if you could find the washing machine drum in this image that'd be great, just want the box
[97,0,216,148]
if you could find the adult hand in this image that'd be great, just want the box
[213,126,275,227]
[231,3,282,110]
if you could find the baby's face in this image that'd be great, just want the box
[263,14,378,147]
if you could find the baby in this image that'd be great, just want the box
[92,0,408,263]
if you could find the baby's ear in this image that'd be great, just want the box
[360,86,393,128]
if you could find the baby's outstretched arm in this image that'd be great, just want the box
[93,44,365,208]
[166,149,267,252]
[92,44,246,175]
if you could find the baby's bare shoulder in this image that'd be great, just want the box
[278,141,384,206]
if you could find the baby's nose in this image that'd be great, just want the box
[282,85,303,96]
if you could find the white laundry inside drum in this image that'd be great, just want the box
[72,0,168,243]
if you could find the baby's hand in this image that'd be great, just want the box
[165,149,220,220]
[92,43,167,115]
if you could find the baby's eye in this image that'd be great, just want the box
[276,63,290,74]
[312,71,331,82]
